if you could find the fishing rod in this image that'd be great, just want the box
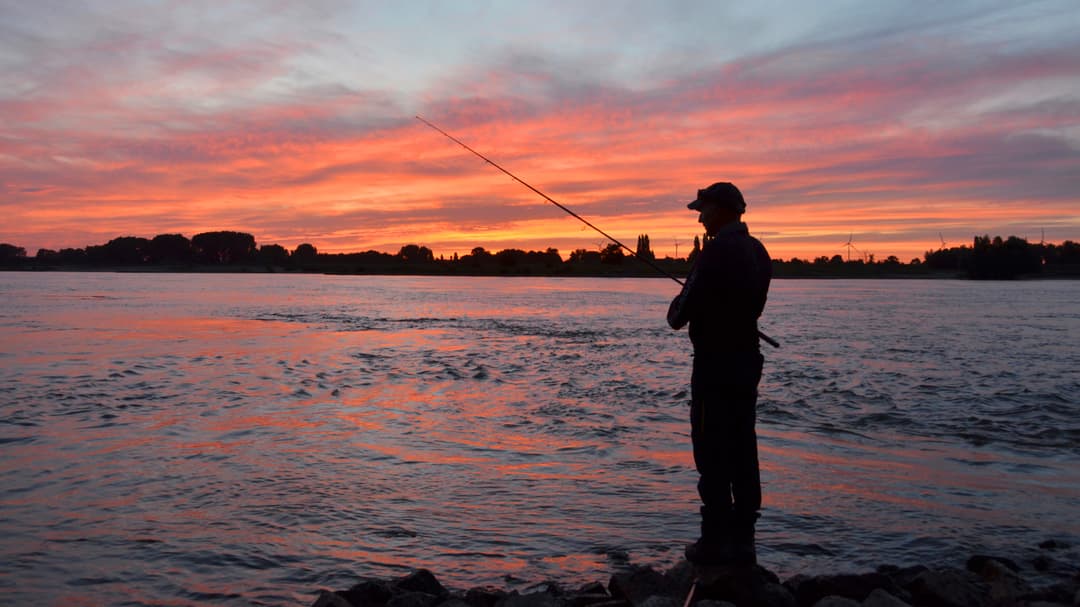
[416,115,780,349]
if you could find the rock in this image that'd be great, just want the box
[785,572,902,606]
[967,555,1033,604]
[609,566,679,606]
[665,560,695,591]
[906,568,991,607]
[465,586,508,607]
[694,565,795,607]
[638,596,678,607]
[576,601,631,607]
[314,590,356,607]
[342,579,396,607]
[494,591,559,607]
[966,555,1020,574]
[438,599,472,607]
[810,597,859,607]
[757,581,799,607]
[523,582,563,597]
[695,601,735,607]
[861,588,911,607]
[388,591,441,607]
[576,582,609,596]
[876,565,927,592]
[565,594,618,607]
[397,570,449,598]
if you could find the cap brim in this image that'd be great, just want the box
[687,199,703,211]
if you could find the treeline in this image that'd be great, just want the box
[922,235,1080,279]
[773,236,1080,279]
[1,231,1077,279]
[0,231,680,277]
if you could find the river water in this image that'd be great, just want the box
[1,273,1078,606]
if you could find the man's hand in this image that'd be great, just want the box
[667,294,688,330]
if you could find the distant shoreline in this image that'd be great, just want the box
[5,232,1077,280]
[3,265,1076,280]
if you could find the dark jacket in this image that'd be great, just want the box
[667,222,771,354]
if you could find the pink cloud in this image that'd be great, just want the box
[2,19,1078,262]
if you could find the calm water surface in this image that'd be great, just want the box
[1,273,1078,606]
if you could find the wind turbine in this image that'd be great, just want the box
[673,237,680,259]
[841,233,860,261]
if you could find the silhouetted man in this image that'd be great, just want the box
[667,182,771,567]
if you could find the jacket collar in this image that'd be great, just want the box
[710,221,749,238]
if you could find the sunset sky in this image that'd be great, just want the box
[2,1,1078,262]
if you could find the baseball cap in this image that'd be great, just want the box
[687,182,746,213]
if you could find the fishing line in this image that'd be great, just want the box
[416,115,779,348]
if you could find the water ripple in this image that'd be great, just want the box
[1,275,1077,606]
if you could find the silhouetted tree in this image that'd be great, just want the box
[58,248,87,264]
[148,234,192,264]
[191,231,256,264]
[1045,240,1080,268]
[636,234,654,261]
[495,248,526,267]
[924,246,967,270]
[257,244,289,266]
[85,244,107,265]
[460,247,494,268]
[36,248,59,261]
[102,236,151,265]
[293,243,318,261]
[569,248,599,264]
[537,248,561,267]
[0,243,26,261]
[968,235,1041,279]
[600,243,624,265]
[397,244,434,263]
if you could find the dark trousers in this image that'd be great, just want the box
[690,351,763,536]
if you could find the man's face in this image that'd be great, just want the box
[697,201,737,236]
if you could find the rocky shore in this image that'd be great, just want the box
[312,543,1078,607]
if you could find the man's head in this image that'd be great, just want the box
[687,182,745,235]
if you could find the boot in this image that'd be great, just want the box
[685,507,733,566]
[727,512,758,566]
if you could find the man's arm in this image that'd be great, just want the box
[667,264,700,330]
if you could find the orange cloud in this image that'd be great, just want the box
[2,24,1077,262]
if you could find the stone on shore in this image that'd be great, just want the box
[966,554,1033,605]
[608,564,684,606]
[315,590,357,607]
[784,572,904,605]
[808,598,859,607]
[465,587,509,607]
[312,544,1079,607]
[860,588,911,607]
[906,568,990,607]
